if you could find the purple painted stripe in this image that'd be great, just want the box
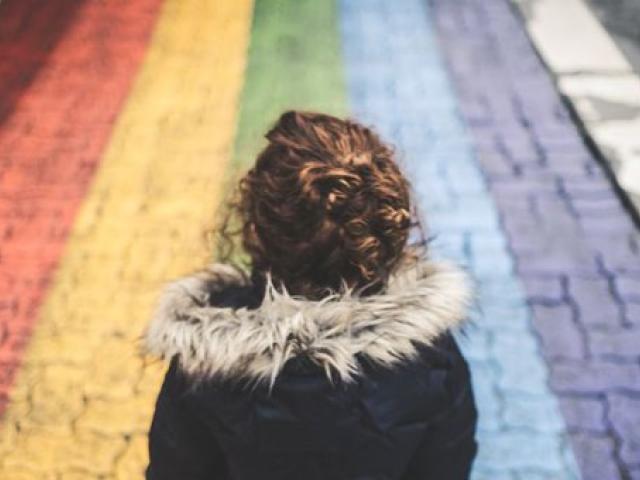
[430,0,640,478]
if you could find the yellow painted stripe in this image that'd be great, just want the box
[0,0,253,478]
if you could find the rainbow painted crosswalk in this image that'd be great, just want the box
[1,0,638,478]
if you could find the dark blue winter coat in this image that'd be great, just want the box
[144,257,478,480]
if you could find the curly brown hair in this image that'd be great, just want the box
[215,110,422,299]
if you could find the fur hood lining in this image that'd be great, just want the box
[145,256,472,386]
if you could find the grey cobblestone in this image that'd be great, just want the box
[624,304,640,326]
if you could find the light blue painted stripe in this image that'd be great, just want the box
[338,0,579,478]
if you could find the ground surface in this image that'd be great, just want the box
[515,0,640,223]
[0,0,638,479]
[586,0,640,74]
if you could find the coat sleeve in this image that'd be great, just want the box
[146,359,228,480]
[401,335,479,480]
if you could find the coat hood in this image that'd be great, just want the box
[144,253,473,386]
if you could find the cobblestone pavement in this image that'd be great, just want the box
[0,0,252,478]
[430,0,640,478]
[341,0,578,478]
[1,0,639,478]
[0,0,163,416]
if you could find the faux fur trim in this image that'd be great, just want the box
[144,256,473,386]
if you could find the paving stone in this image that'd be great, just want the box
[517,252,598,277]
[615,275,640,303]
[568,276,624,328]
[516,471,575,480]
[568,433,623,480]
[606,393,640,468]
[579,213,637,236]
[504,227,547,258]
[502,395,565,433]
[467,360,503,433]
[496,349,551,395]
[114,434,148,480]
[538,154,592,178]
[475,304,531,332]
[475,430,567,473]
[3,430,127,477]
[570,197,628,219]
[492,329,540,356]
[75,396,153,436]
[531,304,587,360]
[471,471,515,480]
[588,327,640,357]
[490,177,559,200]
[558,397,607,433]
[550,360,640,393]
[474,256,516,279]
[599,244,640,275]
[521,276,564,305]
[561,178,619,199]
[475,150,516,177]
[429,233,467,262]
[429,204,501,232]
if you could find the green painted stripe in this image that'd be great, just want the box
[231,0,348,172]
[218,0,348,263]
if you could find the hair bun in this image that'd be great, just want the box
[380,206,411,230]
[221,110,413,300]
[392,208,411,228]
[325,187,350,214]
[342,152,371,167]
[323,169,361,214]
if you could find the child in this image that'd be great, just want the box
[145,111,478,479]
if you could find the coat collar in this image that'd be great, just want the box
[144,252,472,386]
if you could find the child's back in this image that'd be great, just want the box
[145,111,478,480]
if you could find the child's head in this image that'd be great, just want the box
[220,110,415,298]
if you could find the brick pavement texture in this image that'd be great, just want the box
[2,0,639,478]
[340,0,579,478]
[0,0,253,477]
[0,0,163,416]
[430,0,640,478]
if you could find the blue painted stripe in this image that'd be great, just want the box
[338,0,579,477]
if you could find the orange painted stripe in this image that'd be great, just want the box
[0,0,164,415]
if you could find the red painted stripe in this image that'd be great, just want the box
[0,0,164,414]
